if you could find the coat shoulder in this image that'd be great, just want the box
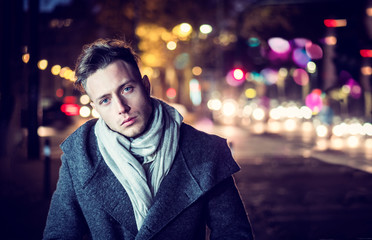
[59,119,101,186]
[179,123,240,191]
[179,122,234,159]
[60,118,98,153]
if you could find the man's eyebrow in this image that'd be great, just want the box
[120,79,139,90]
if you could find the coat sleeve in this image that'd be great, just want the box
[43,154,89,239]
[206,176,254,240]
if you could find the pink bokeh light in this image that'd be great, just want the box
[268,37,290,54]
[346,78,362,99]
[292,68,309,86]
[306,92,323,113]
[305,42,323,59]
[226,69,245,86]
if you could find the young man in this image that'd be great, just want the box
[43,39,254,240]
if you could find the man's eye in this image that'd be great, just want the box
[100,98,109,105]
[122,86,134,94]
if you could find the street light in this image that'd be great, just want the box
[199,24,212,34]
[22,53,30,63]
[51,65,61,75]
[226,68,245,86]
[172,23,193,40]
[233,68,244,80]
[38,59,48,70]
[166,41,177,50]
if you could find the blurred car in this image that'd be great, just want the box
[42,100,73,130]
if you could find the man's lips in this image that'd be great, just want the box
[121,116,136,126]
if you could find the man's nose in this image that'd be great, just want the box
[114,97,130,114]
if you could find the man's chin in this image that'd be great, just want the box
[118,128,141,139]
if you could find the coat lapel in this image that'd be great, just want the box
[79,127,138,237]
[135,149,204,240]
[83,159,138,237]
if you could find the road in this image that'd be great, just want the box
[193,121,372,240]
[1,117,372,239]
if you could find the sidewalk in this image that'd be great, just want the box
[0,155,61,239]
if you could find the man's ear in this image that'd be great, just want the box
[142,75,151,95]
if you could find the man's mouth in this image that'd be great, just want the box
[121,117,136,126]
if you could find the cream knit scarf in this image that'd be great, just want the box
[94,98,183,230]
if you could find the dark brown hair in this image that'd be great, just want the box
[74,38,141,93]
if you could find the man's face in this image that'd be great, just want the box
[86,60,153,138]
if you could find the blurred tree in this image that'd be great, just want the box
[94,0,137,41]
[239,5,299,41]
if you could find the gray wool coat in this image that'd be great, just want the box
[43,119,254,240]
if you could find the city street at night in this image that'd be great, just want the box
[1,0,372,239]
